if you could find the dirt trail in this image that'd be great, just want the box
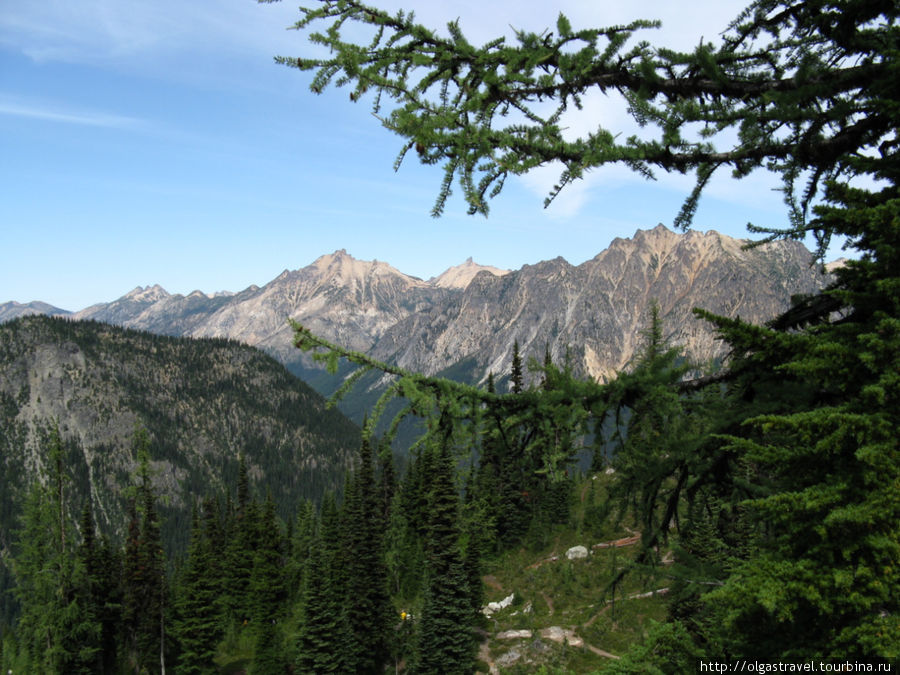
[478,639,498,674]
[592,534,640,549]
[586,644,621,659]
[540,591,554,615]
[483,574,504,591]
[583,604,610,628]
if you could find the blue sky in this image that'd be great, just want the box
[1,0,844,311]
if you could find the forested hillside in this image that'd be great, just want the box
[0,337,645,674]
[0,316,360,632]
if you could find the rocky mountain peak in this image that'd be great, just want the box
[373,225,828,386]
[825,258,848,273]
[124,284,170,303]
[310,249,422,286]
[430,258,510,289]
[0,301,71,323]
[181,248,445,361]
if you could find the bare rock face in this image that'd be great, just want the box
[373,226,829,385]
[374,255,581,379]
[75,286,237,337]
[75,284,172,324]
[429,257,510,289]
[3,227,831,395]
[189,250,450,364]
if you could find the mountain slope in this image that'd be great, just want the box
[190,249,450,367]
[73,284,237,336]
[429,257,510,289]
[0,301,71,322]
[0,316,360,557]
[373,226,829,384]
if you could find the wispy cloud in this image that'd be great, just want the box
[0,0,304,67]
[0,98,144,130]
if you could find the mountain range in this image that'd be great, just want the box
[2,226,831,399]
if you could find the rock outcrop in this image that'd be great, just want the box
[374,226,829,384]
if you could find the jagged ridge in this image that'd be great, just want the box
[2,226,830,396]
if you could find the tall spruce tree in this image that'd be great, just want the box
[249,494,286,629]
[341,435,391,673]
[287,497,316,604]
[75,499,118,674]
[377,439,396,525]
[122,430,169,673]
[383,476,424,602]
[174,499,225,674]
[294,493,349,674]
[249,494,287,669]
[224,455,257,627]
[11,428,101,673]
[415,426,476,675]
[13,483,68,671]
[509,339,524,395]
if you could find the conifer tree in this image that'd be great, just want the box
[11,429,101,673]
[251,618,284,675]
[295,541,341,673]
[249,494,286,630]
[532,346,575,527]
[224,455,259,627]
[383,482,423,601]
[122,430,168,673]
[415,429,476,675]
[287,498,316,603]
[76,499,120,674]
[92,533,124,673]
[13,484,67,671]
[247,493,288,671]
[341,436,391,673]
[476,358,533,547]
[460,511,486,622]
[377,439,396,524]
[294,496,348,674]
[470,385,506,552]
[509,339,523,394]
[174,499,225,674]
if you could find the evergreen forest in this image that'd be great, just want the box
[3,0,899,671]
